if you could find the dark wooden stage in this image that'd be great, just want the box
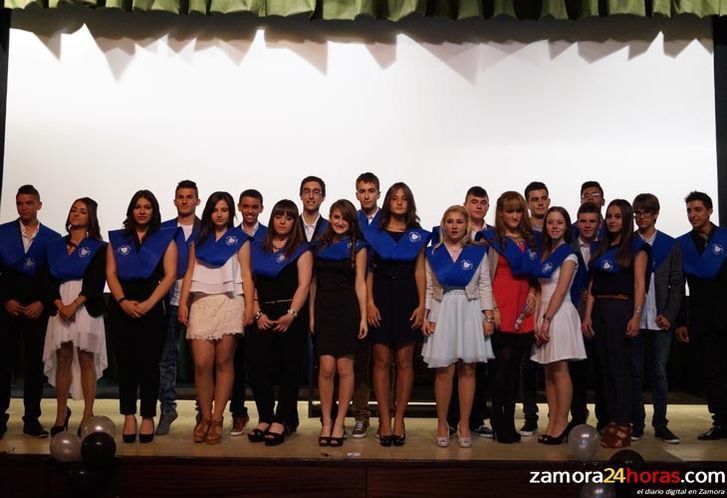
[1,400,726,497]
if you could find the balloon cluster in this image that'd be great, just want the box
[49,416,117,497]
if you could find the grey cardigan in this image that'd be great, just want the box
[649,233,684,327]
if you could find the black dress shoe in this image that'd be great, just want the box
[23,418,49,438]
[697,425,727,441]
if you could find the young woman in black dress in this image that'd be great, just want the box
[310,200,368,447]
[367,183,430,446]
[247,200,313,446]
[106,190,178,443]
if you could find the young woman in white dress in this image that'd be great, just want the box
[423,206,495,448]
[531,207,586,444]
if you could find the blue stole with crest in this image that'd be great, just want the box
[648,230,677,272]
[195,227,249,268]
[357,210,381,243]
[162,218,201,279]
[591,237,648,273]
[109,227,179,280]
[476,228,539,276]
[0,221,60,276]
[426,244,486,287]
[317,237,366,261]
[368,227,431,262]
[46,237,105,281]
[251,241,310,278]
[678,226,727,280]
[533,243,575,279]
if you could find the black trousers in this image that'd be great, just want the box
[109,302,166,418]
[691,322,727,425]
[491,331,534,436]
[0,311,47,421]
[569,336,607,427]
[246,306,306,426]
[447,362,491,429]
[592,298,634,427]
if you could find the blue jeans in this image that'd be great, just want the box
[630,329,673,429]
[158,304,183,415]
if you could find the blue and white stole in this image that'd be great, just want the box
[591,236,648,273]
[0,221,60,276]
[195,227,249,268]
[251,241,310,278]
[532,243,575,280]
[357,210,381,243]
[368,227,431,262]
[46,236,105,281]
[476,228,539,276]
[426,244,486,287]
[161,218,201,279]
[250,224,268,243]
[109,227,180,280]
[678,226,727,279]
[647,230,677,273]
[316,237,366,261]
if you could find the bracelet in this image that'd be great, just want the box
[254,310,263,321]
[634,306,643,315]
[542,315,552,322]
[287,308,298,318]
[484,316,495,324]
[117,297,127,304]
[493,306,499,312]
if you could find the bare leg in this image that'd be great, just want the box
[551,361,572,437]
[333,356,355,438]
[191,339,215,421]
[54,343,74,426]
[211,335,236,421]
[77,349,97,423]
[544,364,556,436]
[434,365,455,438]
[372,344,393,436]
[456,362,476,438]
[393,343,415,436]
[318,355,336,437]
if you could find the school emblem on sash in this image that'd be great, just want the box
[23,257,35,270]
[542,262,553,273]
[601,260,613,271]
[460,259,472,271]
[118,245,131,256]
[276,253,286,263]
[78,247,91,258]
[347,241,352,249]
[409,231,421,243]
[225,235,238,246]
[527,249,538,261]
[713,244,724,256]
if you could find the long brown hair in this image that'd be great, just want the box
[592,199,636,269]
[379,182,421,229]
[317,199,364,267]
[65,197,102,241]
[541,206,572,260]
[263,199,305,258]
[494,191,536,250]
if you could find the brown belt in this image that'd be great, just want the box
[594,294,629,301]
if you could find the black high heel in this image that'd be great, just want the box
[379,434,394,447]
[538,428,568,445]
[122,416,137,443]
[50,407,72,437]
[248,425,270,443]
[139,420,155,444]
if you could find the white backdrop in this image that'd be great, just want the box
[1,11,718,236]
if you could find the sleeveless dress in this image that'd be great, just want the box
[531,254,586,364]
[313,257,359,357]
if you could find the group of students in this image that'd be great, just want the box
[0,175,725,451]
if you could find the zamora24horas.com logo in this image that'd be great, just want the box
[529,468,726,487]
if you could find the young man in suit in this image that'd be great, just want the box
[300,176,328,246]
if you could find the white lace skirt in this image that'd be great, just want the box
[421,290,494,368]
[43,280,108,400]
[187,293,244,340]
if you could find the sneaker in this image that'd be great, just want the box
[155,410,178,436]
[654,425,680,444]
[352,420,369,439]
[631,425,644,441]
[472,424,494,438]
[519,420,538,436]
[230,414,250,436]
[23,418,49,438]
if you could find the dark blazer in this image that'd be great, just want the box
[301,215,328,247]
[649,233,684,327]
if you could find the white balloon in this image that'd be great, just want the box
[50,431,82,463]
[80,416,117,440]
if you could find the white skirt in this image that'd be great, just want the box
[530,299,587,364]
[43,280,108,400]
[187,293,244,340]
[421,290,494,368]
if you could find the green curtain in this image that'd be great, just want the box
[5,0,727,19]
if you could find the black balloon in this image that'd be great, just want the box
[608,449,645,467]
[68,462,96,498]
[81,431,117,467]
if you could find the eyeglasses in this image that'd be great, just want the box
[581,192,602,200]
[633,210,654,218]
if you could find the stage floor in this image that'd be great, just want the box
[2,399,726,463]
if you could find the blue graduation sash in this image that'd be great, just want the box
[195,227,249,268]
[532,243,575,279]
[252,224,268,243]
[251,241,310,278]
[109,227,179,280]
[316,237,366,261]
[591,237,648,273]
[0,221,61,276]
[648,230,677,272]
[476,228,539,276]
[357,210,381,243]
[46,237,105,281]
[368,227,431,262]
[426,244,486,287]
[678,226,727,280]
[162,218,201,279]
